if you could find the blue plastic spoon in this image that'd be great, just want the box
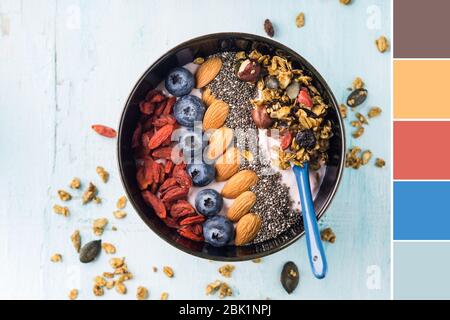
[293,163,328,279]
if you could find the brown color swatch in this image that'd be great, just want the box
[394,0,450,58]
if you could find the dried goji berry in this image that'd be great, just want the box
[160,185,179,197]
[172,162,187,177]
[152,147,173,159]
[151,161,160,184]
[145,89,163,102]
[179,215,205,226]
[178,227,204,242]
[148,124,174,150]
[154,100,167,117]
[159,177,177,193]
[136,165,151,190]
[149,93,165,104]
[142,190,166,219]
[164,160,174,174]
[163,217,180,229]
[158,163,165,183]
[141,131,154,149]
[280,130,293,150]
[132,122,142,149]
[152,115,176,127]
[170,200,195,218]
[162,187,189,203]
[143,157,155,185]
[173,168,193,189]
[163,96,176,115]
[91,125,117,138]
[150,182,159,194]
[190,223,203,236]
[139,101,155,115]
[297,88,313,108]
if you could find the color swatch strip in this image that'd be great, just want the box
[394,121,450,180]
[394,0,450,58]
[394,60,450,119]
[394,181,450,240]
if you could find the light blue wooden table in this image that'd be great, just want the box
[0,0,391,299]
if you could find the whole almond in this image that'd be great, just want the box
[206,127,234,160]
[221,170,258,199]
[196,57,222,89]
[235,213,261,246]
[203,100,230,131]
[215,147,240,182]
[202,88,217,107]
[227,191,257,222]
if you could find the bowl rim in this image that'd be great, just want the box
[117,32,346,261]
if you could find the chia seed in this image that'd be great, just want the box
[208,51,300,244]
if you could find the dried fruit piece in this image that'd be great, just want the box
[264,19,274,37]
[116,196,127,209]
[79,240,102,263]
[375,158,386,168]
[295,129,316,150]
[206,127,234,160]
[347,88,368,107]
[375,36,389,53]
[218,264,235,278]
[281,261,299,294]
[234,213,262,246]
[96,166,109,183]
[297,88,313,108]
[178,227,204,242]
[163,266,174,278]
[173,168,193,189]
[91,125,117,138]
[58,190,72,201]
[101,242,116,254]
[148,124,174,150]
[368,107,382,118]
[142,190,167,219]
[227,191,257,222]
[70,230,81,253]
[320,227,336,243]
[196,57,222,88]
[170,200,195,218]
[113,210,127,219]
[53,204,69,217]
[179,215,205,226]
[93,218,108,236]
[203,100,230,130]
[161,187,189,203]
[70,178,81,189]
[280,130,293,150]
[136,286,149,300]
[50,253,62,262]
[68,289,78,300]
[82,182,98,204]
[215,147,241,182]
[222,170,258,199]
[295,12,305,28]
[161,292,169,300]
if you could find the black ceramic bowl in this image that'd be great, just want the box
[118,33,345,261]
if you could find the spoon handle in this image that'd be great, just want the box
[293,164,328,279]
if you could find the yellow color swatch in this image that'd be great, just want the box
[394,60,450,118]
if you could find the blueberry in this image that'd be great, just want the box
[173,95,205,127]
[295,129,316,150]
[165,67,195,97]
[203,216,234,247]
[176,127,206,161]
[187,162,215,187]
[195,189,223,217]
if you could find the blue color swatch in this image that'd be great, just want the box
[394,181,450,240]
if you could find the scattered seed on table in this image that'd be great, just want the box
[50,253,62,263]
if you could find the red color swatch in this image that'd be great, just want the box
[394,121,450,179]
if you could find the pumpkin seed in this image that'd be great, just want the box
[281,261,299,294]
[79,240,102,263]
[346,88,368,107]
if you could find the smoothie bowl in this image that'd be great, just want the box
[117,33,345,261]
